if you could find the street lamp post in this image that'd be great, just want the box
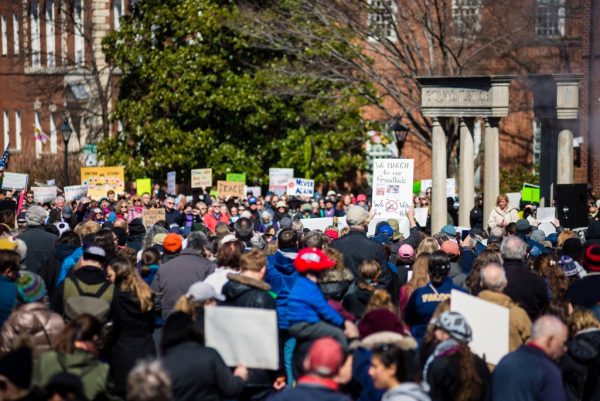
[60,118,73,186]
[391,119,410,157]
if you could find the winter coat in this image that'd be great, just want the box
[287,275,344,328]
[270,376,352,401]
[38,243,79,298]
[566,273,600,309]
[165,208,184,227]
[0,275,17,327]
[487,205,519,230]
[478,290,531,352]
[162,341,245,401]
[0,303,65,359]
[18,226,58,275]
[470,206,484,232]
[383,383,431,401]
[56,247,84,287]
[265,249,299,330]
[221,274,276,310]
[34,349,117,401]
[342,283,373,320]
[151,249,216,319]
[109,289,156,395]
[51,266,114,316]
[493,344,567,401]
[426,350,489,401]
[503,259,548,321]
[560,328,600,401]
[203,212,230,233]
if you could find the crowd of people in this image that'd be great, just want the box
[0,184,598,401]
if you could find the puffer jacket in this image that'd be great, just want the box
[0,303,65,358]
[487,205,519,230]
[221,274,276,310]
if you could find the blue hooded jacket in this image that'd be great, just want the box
[266,249,299,330]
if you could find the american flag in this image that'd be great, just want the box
[0,142,9,170]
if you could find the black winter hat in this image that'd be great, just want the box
[0,347,32,389]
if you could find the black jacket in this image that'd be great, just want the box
[503,259,548,321]
[427,351,489,401]
[221,274,276,310]
[470,206,484,231]
[162,341,245,401]
[560,329,600,401]
[18,226,58,274]
[38,243,79,298]
[341,283,372,320]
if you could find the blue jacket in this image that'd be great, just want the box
[0,276,17,327]
[404,278,465,345]
[492,344,566,401]
[266,249,298,330]
[287,275,344,328]
[56,247,84,287]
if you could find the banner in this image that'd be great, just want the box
[205,307,278,370]
[32,186,58,204]
[142,208,166,227]
[191,168,212,188]
[63,185,87,202]
[372,159,414,218]
[226,173,246,184]
[1,172,29,190]
[136,178,152,197]
[81,167,125,200]
[286,178,314,197]
[419,178,456,198]
[269,168,294,196]
[450,290,509,365]
[217,181,245,198]
[167,171,176,194]
[246,186,262,197]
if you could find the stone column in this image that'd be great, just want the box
[431,118,447,234]
[459,119,474,227]
[483,118,500,229]
[557,129,574,184]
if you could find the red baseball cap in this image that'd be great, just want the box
[305,337,344,377]
[324,229,339,241]
[294,248,336,273]
[356,194,367,202]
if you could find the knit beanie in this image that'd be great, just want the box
[16,271,47,303]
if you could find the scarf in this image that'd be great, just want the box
[422,338,461,385]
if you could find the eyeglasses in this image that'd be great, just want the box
[165,201,174,205]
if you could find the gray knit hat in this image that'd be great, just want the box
[25,206,47,226]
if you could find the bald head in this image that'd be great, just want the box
[531,315,568,360]
[480,263,507,292]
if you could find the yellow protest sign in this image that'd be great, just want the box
[81,167,125,200]
[217,181,245,198]
[136,178,152,197]
[142,208,166,227]
[191,168,212,188]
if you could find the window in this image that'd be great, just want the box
[113,0,123,31]
[34,112,41,158]
[30,0,41,68]
[74,0,84,65]
[3,112,9,149]
[13,14,19,56]
[1,16,7,56]
[14,111,21,151]
[46,0,55,67]
[50,114,57,154]
[452,0,482,35]
[536,0,565,37]
[367,0,397,42]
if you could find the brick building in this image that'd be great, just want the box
[362,0,598,195]
[0,0,126,185]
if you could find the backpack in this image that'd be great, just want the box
[64,278,113,323]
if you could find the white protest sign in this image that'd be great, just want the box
[537,222,556,236]
[450,290,509,365]
[246,186,262,197]
[536,207,555,222]
[167,171,176,194]
[414,207,429,227]
[420,178,456,198]
[205,306,278,370]
[32,186,58,204]
[287,178,314,197]
[337,216,348,230]
[506,192,521,208]
[47,179,56,186]
[63,185,87,202]
[191,168,212,188]
[372,159,413,218]
[1,172,29,190]
[269,168,294,196]
[300,217,334,232]
[367,217,410,239]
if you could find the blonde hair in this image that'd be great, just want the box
[174,295,212,320]
[404,254,430,300]
[557,230,578,249]
[111,257,154,312]
[417,237,439,257]
[496,194,509,206]
[568,308,600,335]
[74,220,101,237]
[240,249,266,272]
[365,288,395,314]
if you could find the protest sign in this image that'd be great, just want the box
[136,178,152,197]
[81,167,125,200]
[537,207,557,235]
[367,217,410,239]
[300,217,334,232]
[420,178,456,198]
[47,179,56,186]
[32,186,58,204]
[191,168,212,188]
[205,306,278,370]
[167,171,176,194]
[450,290,509,365]
[83,144,97,167]
[246,186,262,197]
[226,173,246,184]
[1,172,29,190]
[142,208,166,227]
[286,178,315,197]
[269,168,294,196]
[521,183,540,203]
[414,207,429,227]
[372,159,414,218]
[64,185,87,202]
[506,192,521,209]
[217,181,245,198]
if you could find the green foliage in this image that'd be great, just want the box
[100,0,368,185]
[500,164,539,193]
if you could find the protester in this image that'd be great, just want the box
[127,360,172,401]
[399,253,430,313]
[0,346,45,401]
[18,206,57,275]
[342,260,381,319]
[0,248,21,326]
